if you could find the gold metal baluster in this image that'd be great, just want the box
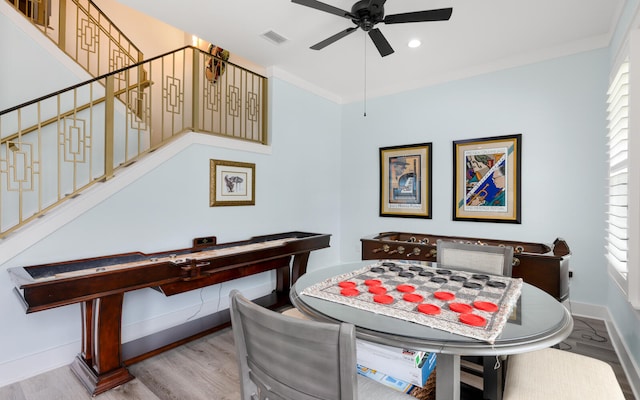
[104,75,114,180]
[190,48,202,131]
[59,0,67,53]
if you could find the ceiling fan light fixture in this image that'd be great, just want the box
[408,39,421,48]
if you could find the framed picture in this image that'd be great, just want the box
[379,143,432,218]
[452,134,522,223]
[210,159,255,206]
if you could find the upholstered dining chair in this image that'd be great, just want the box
[436,239,515,400]
[229,290,414,400]
[436,239,514,276]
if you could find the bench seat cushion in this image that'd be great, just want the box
[503,348,625,400]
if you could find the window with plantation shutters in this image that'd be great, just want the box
[607,52,640,310]
[606,60,629,280]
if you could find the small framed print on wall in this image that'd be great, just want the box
[380,143,432,219]
[210,159,255,206]
[452,134,522,223]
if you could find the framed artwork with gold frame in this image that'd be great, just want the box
[452,134,521,223]
[379,143,432,219]
[210,159,255,206]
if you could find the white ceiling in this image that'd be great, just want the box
[117,0,624,103]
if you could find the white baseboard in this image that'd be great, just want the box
[0,341,78,388]
[607,317,640,400]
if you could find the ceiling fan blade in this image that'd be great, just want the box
[310,27,358,50]
[368,28,394,57]
[383,8,453,24]
[291,0,355,19]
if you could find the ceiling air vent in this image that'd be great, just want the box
[261,30,288,45]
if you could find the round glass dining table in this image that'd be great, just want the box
[290,261,574,400]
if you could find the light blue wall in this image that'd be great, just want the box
[340,50,609,303]
[609,279,640,375]
[0,77,343,384]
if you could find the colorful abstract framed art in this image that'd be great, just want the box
[452,134,522,223]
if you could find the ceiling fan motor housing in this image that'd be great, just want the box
[351,0,384,31]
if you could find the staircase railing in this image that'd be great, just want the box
[6,0,144,78]
[0,45,268,238]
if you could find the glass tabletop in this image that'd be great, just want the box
[291,261,574,356]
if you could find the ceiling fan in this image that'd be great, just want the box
[291,0,453,57]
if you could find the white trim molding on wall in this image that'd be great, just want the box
[627,29,640,309]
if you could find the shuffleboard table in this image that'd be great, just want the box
[8,231,330,395]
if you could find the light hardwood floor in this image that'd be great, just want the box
[0,329,241,400]
[0,316,635,400]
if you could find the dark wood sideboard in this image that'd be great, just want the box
[361,232,570,302]
[8,231,330,395]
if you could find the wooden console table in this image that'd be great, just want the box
[8,231,330,395]
[361,232,570,301]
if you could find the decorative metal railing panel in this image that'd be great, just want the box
[0,46,268,238]
[197,51,267,143]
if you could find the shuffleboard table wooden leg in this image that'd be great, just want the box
[70,293,134,395]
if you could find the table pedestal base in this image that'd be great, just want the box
[436,354,460,400]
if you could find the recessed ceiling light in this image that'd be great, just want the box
[408,39,421,48]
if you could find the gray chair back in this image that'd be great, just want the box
[436,240,514,398]
[229,289,358,400]
[436,239,514,276]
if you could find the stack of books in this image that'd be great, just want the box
[356,340,437,393]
